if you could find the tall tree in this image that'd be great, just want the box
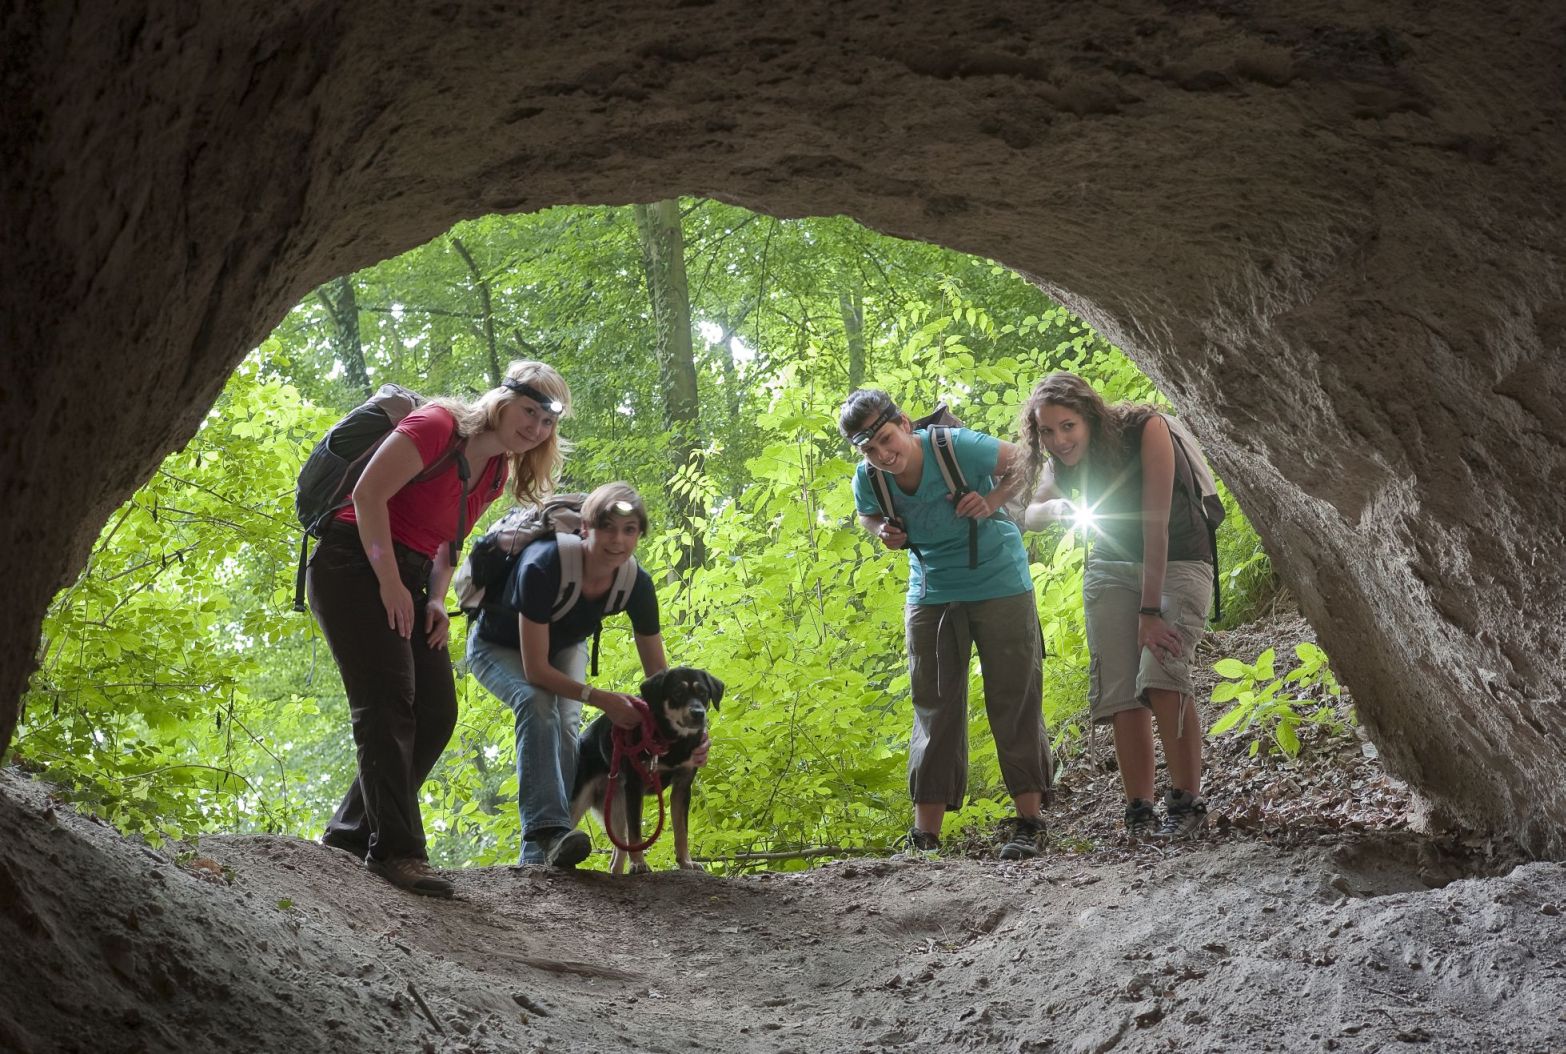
[633,200,704,569]
[314,276,371,399]
[449,235,503,387]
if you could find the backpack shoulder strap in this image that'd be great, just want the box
[552,533,585,621]
[1161,413,1224,622]
[1162,414,1217,497]
[929,426,983,570]
[866,466,899,524]
[604,557,639,616]
[928,426,969,496]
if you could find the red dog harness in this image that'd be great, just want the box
[603,697,671,853]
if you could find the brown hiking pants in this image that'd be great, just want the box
[307,523,457,863]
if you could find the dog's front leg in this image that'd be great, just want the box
[625,781,650,875]
[671,770,701,871]
[606,782,631,875]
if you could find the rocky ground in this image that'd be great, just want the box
[2,615,1564,1054]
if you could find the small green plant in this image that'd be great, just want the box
[1208,643,1345,757]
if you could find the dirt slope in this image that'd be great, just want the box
[2,764,1564,1054]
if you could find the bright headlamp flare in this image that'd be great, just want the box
[610,500,636,516]
[1070,502,1099,535]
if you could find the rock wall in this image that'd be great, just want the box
[3,2,1562,851]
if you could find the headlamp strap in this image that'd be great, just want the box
[503,379,564,414]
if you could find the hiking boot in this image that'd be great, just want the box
[366,856,453,898]
[1123,798,1159,843]
[996,815,1048,861]
[539,828,593,869]
[893,828,941,859]
[1155,789,1209,843]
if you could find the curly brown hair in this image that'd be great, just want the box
[1017,372,1159,498]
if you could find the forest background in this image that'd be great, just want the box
[14,199,1302,871]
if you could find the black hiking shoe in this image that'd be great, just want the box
[893,828,941,859]
[320,831,367,862]
[366,856,454,898]
[1123,798,1159,843]
[539,828,593,869]
[1155,789,1209,843]
[996,815,1048,861]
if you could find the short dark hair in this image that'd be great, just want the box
[582,481,649,534]
[838,389,899,439]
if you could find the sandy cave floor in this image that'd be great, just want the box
[3,614,1566,1054]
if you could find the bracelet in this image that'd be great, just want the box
[1138,606,1162,616]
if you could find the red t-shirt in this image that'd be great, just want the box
[335,406,508,558]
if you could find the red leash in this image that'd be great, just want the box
[603,698,670,853]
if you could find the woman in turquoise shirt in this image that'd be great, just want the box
[840,389,1052,860]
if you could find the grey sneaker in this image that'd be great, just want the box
[1155,789,1209,842]
[894,828,941,859]
[365,856,453,898]
[1124,798,1159,842]
[540,828,593,869]
[997,815,1048,860]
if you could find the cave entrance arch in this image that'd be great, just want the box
[5,3,1563,855]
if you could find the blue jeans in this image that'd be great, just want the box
[466,633,588,864]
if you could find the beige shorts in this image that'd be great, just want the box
[1083,559,1212,724]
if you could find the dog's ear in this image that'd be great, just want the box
[640,668,671,703]
[700,671,724,711]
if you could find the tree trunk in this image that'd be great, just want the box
[314,276,371,399]
[450,235,502,387]
[633,199,704,570]
[839,284,866,389]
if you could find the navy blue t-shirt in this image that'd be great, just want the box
[475,537,659,652]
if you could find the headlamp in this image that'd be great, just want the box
[610,500,636,516]
[503,379,565,415]
[1070,502,1098,535]
[849,405,899,448]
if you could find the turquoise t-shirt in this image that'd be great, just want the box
[852,428,1032,606]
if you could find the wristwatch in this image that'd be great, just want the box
[578,682,594,704]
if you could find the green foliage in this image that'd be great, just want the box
[1213,481,1278,628]
[1208,643,1346,758]
[19,199,1304,866]
[18,364,337,838]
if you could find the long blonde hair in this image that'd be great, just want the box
[428,360,572,505]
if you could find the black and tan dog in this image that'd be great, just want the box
[569,666,722,874]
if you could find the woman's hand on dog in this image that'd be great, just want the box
[590,689,646,729]
[692,733,711,767]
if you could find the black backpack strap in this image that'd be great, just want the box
[868,466,929,598]
[867,467,899,526]
[293,533,311,613]
[1208,523,1221,620]
[449,449,471,567]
